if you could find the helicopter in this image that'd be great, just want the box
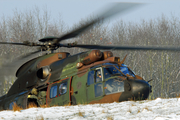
[0,3,179,110]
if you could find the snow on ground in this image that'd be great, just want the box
[0,98,180,120]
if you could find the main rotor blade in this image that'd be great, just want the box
[0,49,42,80]
[0,41,43,46]
[0,42,27,45]
[55,3,141,43]
[60,44,180,51]
[19,49,42,59]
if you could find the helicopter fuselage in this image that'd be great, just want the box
[0,50,151,110]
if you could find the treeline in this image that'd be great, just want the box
[0,8,179,99]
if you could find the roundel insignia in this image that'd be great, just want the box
[77,82,82,89]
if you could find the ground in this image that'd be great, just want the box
[0,98,180,120]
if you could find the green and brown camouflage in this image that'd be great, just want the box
[0,49,152,110]
[1,3,178,110]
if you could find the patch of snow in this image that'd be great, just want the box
[0,98,180,120]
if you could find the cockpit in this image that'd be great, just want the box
[87,63,136,97]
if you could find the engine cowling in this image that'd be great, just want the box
[82,50,102,65]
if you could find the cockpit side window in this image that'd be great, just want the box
[94,83,103,97]
[87,68,103,85]
[87,70,94,86]
[87,68,104,98]
[95,69,102,82]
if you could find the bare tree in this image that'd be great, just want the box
[0,7,179,99]
[0,7,66,95]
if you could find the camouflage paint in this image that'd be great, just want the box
[89,93,122,104]
[0,50,152,110]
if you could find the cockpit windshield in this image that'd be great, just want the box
[102,63,135,79]
[105,78,124,95]
[120,64,135,77]
[103,66,123,79]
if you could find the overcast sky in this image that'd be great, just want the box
[1,0,180,27]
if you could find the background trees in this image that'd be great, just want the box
[0,8,179,99]
[110,16,180,99]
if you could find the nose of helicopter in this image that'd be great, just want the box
[130,80,151,99]
[119,79,152,101]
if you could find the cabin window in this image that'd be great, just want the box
[105,79,124,95]
[87,70,94,85]
[94,83,103,97]
[95,69,102,82]
[59,82,67,95]
[50,85,57,98]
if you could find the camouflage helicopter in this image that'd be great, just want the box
[0,3,179,110]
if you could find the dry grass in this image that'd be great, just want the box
[78,101,88,105]
[127,106,132,113]
[137,107,141,113]
[64,102,71,107]
[28,102,38,108]
[107,116,113,120]
[40,105,48,108]
[12,103,23,111]
[35,114,44,120]
[131,103,136,106]
[128,97,135,101]
[176,94,180,98]
[143,106,149,111]
[102,109,105,113]
[78,111,85,117]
